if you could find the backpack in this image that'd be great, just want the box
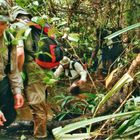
[25,20,64,69]
[61,59,86,76]
[70,55,87,70]
[71,60,87,71]
[62,60,87,78]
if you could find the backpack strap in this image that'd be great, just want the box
[61,61,77,71]
[71,60,83,71]
[71,61,76,71]
[4,31,13,74]
[71,60,87,71]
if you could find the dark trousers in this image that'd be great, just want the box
[0,76,16,126]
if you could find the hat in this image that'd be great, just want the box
[60,56,70,66]
[12,6,32,20]
[0,0,11,22]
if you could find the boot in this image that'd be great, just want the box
[33,115,47,138]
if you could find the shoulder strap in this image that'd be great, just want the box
[4,31,13,74]
[71,60,82,70]
[30,21,58,44]
[71,60,86,70]
[71,61,76,71]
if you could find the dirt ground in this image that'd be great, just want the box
[0,78,99,140]
[0,102,55,140]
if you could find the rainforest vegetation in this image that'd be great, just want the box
[1,0,140,140]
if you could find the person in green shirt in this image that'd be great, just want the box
[0,1,24,127]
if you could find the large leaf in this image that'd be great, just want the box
[114,114,140,136]
[94,73,133,115]
[121,119,140,137]
[54,133,91,140]
[52,111,140,140]
[105,22,140,40]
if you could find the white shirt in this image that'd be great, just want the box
[54,61,87,81]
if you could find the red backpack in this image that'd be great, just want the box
[26,21,63,69]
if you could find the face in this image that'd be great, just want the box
[0,21,7,36]
[63,63,69,69]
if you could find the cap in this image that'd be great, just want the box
[0,0,10,22]
[60,56,70,66]
[12,6,32,20]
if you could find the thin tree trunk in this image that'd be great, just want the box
[127,53,140,75]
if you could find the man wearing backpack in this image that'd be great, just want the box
[0,1,24,127]
[54,56,87,95]
[11,6,48,138]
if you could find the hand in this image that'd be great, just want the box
[0,111,6,126]
[76,80,86,86]
[14,94,24,109]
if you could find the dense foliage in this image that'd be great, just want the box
[5,0,140,140]
[14,0,140,67]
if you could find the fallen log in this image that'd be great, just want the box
[4,113,92,135]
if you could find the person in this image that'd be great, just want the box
[11,6,48,138]
[90,27,123,80]
[54,56,87,95]
[0,1,24,127]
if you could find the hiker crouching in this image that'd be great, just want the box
[54,56,88,95]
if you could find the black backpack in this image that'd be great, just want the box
[26,21,64,69]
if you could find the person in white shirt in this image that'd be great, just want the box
[54,56,87,95]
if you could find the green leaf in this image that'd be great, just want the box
[95,73,133,115]
[61,96,73,108]
[53,111,140,140]
[58,21,67,27]
[120,119,140,137]
[94,73,133,115]
[116,114,140,135]
[24,28,31,39]
[68,33,79,42]
[43,77,50,83]
[0,47,6,53]
[56,133,91,140]
[105,22,140,40]
[33,1,39,6]
[20,135,26,140]
[122,126,140,137]
[51,17,60,22]
[48,27,58,37]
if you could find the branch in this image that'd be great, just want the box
[127,53,140,75]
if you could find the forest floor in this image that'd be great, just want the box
[0,77,100,140]
[0,103,55,140]
[0,82,68,140]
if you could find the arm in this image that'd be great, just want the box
[17,41,24,72]
[74,62,87,84]
[54,65,64,78]
[8,44,24,109]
